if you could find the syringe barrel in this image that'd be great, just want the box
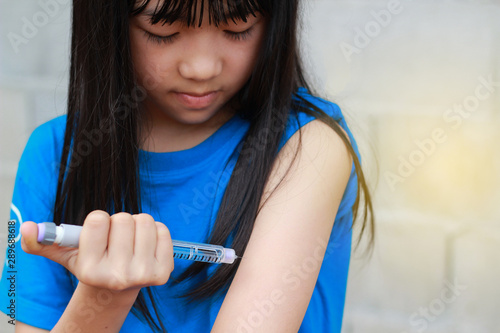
[172,240,226,264]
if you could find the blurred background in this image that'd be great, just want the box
[1,0,499,332]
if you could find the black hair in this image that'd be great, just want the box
[54,0,374,331]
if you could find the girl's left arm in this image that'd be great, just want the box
[212,119,353,332]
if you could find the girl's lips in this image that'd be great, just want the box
[174,91,218,109]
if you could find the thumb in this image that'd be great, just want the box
[20,221,77,268]
[20,221,45,253]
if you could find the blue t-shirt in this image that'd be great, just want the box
[0,88,359,332]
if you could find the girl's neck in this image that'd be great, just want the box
[139,103,235,153]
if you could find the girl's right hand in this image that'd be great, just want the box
[19,210,174,292]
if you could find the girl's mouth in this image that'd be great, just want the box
[174,91,219,109]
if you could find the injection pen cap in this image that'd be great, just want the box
[38,222,56,245]
[36,222,81,248]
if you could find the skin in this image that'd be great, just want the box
[16,2,353,332]
[17,212,174,332]
[129,2,267,152]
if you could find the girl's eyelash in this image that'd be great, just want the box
[224,27,254,41]
[143,31,178,45]
[143,27,254,45]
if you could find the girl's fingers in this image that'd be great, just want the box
[132,214,157,260]
[154,222,174,277]
[27,210,174,290]
[107,212,135,263]
[79,210,111,264]
[21,210,173,290]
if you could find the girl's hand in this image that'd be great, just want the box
[20,210,174,292]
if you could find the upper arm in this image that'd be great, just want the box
[15,321,50,333]
[212,119,352,332]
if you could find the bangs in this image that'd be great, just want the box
[131,0,267,27]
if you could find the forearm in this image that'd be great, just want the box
[51,283,139,333]
[20,213,173,332]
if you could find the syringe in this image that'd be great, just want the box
[36,222,238,264]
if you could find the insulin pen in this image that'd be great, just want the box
[36,222,238,264]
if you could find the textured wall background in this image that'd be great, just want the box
[1,0,499,332]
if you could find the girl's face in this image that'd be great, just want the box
[129,2,266,128]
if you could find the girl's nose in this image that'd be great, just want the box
[178,52,223,82]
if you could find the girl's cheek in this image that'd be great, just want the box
[130,43,164,88]
[140,70,163,92]
[139,62,176,92]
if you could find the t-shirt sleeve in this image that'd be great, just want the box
[0,116,75,330]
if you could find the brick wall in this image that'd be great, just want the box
[300,1,500,332]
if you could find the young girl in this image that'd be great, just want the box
[1,0,373,332]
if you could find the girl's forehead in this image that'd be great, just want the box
[132,0,265,27]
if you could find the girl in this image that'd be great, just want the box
[1,0,373,332]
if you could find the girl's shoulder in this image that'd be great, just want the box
[17,115,67,185]
[24,115,67,152]
[282,88,356,153]
[286,88,360,223]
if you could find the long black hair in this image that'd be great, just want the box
[54,0,374,331]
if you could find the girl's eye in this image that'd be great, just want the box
[224,27,254,41]
[143,31,179,45]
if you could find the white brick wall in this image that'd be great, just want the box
[0,1,70,331]
[303,0,500,332]
[0,0,499,332]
